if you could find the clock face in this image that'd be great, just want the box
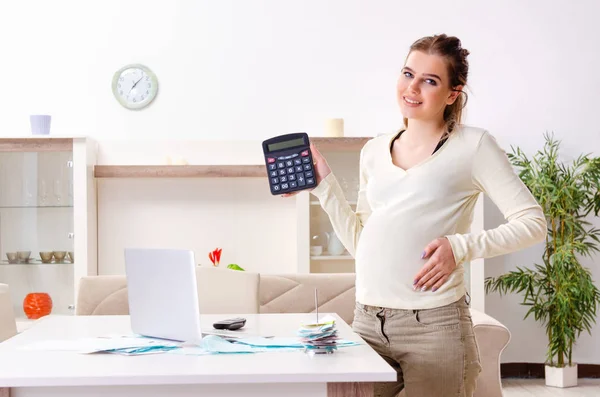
[112,64,158,110]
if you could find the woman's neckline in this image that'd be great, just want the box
[387,126,458,173]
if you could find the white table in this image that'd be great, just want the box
[0,313,395,397]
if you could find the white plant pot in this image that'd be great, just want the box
[545,364,578,388]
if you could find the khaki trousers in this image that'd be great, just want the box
[352,296,482,397]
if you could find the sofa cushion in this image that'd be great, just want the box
[76,275,129,315]
[258,273,356,325]
[76,267,260,315]
[196,267,259,314]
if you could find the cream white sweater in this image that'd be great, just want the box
[311,125,547,309]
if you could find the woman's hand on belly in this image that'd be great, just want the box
[413,237,457,292]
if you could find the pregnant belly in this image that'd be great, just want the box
[355,211,455,280]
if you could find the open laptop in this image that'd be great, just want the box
[124,248,203,343]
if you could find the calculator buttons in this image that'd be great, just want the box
[265,144,314,195]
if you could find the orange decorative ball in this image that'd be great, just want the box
[23,293,53,319]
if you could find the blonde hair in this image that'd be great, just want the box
[402,34,470,136]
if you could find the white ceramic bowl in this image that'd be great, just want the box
[310,246,323,256]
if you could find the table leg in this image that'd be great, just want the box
[327,382,373,397]
[0,387,10,397]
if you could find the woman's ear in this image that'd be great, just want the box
[447,85,464,105]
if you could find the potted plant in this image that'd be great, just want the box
[485,132,600,388]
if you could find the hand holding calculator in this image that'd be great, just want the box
[262,132,318,195]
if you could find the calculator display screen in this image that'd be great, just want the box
[267,137,306,152]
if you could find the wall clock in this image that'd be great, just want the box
[112,64,158,110]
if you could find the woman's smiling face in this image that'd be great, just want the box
[397,50,460,123]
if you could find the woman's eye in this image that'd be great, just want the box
[425,79,437,86]
[403,72,413,78]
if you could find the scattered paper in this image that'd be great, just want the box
[18,321,360,357]
[167,346,213,356]
[233,337,303,348]
[20,336,180,355]
[198,335,256,354]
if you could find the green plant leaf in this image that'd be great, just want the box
[227,264,245,271]
[486,131,600,367]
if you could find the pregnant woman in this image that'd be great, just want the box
[284,33,546,396]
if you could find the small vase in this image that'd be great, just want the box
[23,292,53,319]
[325,231,345,256]
[29,115,51,135]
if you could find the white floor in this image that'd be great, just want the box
[503,379,600,396]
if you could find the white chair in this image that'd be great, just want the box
[0,283,17,342]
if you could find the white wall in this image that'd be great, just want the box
[1,0,600,363]
[97,177,299,275]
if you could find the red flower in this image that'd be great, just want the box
[209,248,222,266]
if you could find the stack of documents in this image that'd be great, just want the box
[297,315,339,354]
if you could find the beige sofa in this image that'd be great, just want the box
[0,284,17,343]
[76,267,510,397]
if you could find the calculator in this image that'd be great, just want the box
[262,132,317,195]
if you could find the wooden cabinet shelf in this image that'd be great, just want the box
[312,137,370,151]
[310,255,353,261]
[93,137,371,178]
[94,165,267,178]
[0,138,73,152]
